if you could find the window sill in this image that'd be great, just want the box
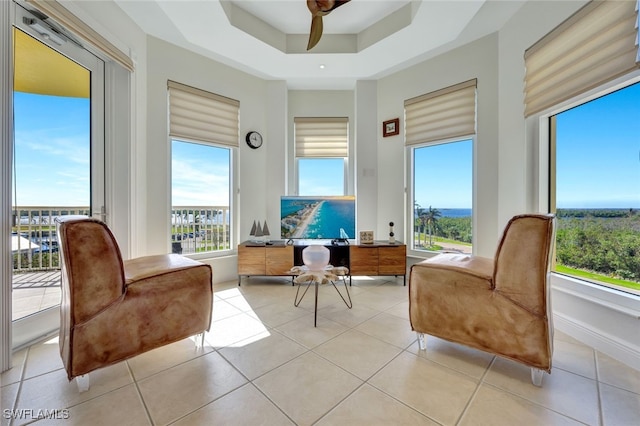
[551,273,640,319]
[184,249,236,261]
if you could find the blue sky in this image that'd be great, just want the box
[13,93,89,206]
[555,81,640,208]
[13,82,639,209]
[413,139,473,210]
[171,140,229,206]
[298,158,344,195]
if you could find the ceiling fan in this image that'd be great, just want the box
[306,0,351,50]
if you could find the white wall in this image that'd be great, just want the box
[377,33,500,257]
[145,36,269,282]
[499,0,639,369]
[264,81,289,239]
[61,0,148,259]
[287,89,356,196]
[355,81,379,236]
[497,0,589,225]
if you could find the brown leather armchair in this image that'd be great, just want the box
[56,216,213,391]
[409,214,556,386]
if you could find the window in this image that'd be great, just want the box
[550,81,640,295]
[412,140,473,254]
[171,140,231,254]
[523,0,640,295]
[168,81,238,254]
[294,117,348,196]
[405,79,477,254]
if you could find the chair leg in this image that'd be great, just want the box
[195,332,205,349]
[75,374,90,392]
[417,332,427,350]
[531,368,544,386]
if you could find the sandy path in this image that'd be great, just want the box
[292,200,325,238]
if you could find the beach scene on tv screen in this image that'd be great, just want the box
[281,196,355,239]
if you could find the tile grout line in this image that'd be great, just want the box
[246,382,300,426]
[126,360,155,426]
[358,347,444,425]
[223,280,417,424]
[12,278,635,425]
[213,324,312,426]
[594,350,605,426]
[209,328,310,425]
[226,283,410,425]
[481,380,586,423]
[309,332,413,425]
[7,345,30,426]
[454,355,495,425]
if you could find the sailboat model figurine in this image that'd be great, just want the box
[254,220,264,243]
[262,221,271,243]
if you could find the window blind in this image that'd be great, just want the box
[25,0,134,71]
[524,0,639,117]
[294,117,348,158]
[404,79,477,146]
[168,81,239,147]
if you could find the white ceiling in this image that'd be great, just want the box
[114,0,527,89]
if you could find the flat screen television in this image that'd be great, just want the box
[280,196,356,240]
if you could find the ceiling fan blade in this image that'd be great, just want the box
[307,15,323,50]
[306,0,350,51]
[331,1,351,12]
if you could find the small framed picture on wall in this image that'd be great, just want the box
[383,118,399,137]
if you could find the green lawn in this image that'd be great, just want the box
[554,264,640,291]
[413,231,640,292]
[413,233,472,246]
[432,236,472,246]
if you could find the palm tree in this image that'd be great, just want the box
[414,201,425,246]
[417,213,428,247]
[422,206,441,247]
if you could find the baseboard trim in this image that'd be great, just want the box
[554,312,640,371]
[553,283,640,318]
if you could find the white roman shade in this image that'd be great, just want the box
[524,0,640,117]
[25,0,134,71]
[294,117,348,158]
[168,81,240,147]
[404,79,477,146]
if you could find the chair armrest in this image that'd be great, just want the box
[412,253,494,284]
[124,254,209,284]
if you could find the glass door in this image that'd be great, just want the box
[11,4,104,343]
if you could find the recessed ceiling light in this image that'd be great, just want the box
[319,64,326,69]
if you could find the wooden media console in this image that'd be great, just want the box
[237,240,407,285]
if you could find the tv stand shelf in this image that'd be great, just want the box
[237,240,406,285]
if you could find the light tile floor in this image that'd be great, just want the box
[11,271,61,321]
[2,276,639,425]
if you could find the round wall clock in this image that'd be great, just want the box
[245,131,263,149]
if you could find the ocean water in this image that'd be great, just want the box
[308,199,356,238]
[437,208,472,218]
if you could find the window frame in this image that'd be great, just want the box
[167,81,239,259]
[292,117,350,196]
[169,136,237,258]
[534,70,640,301]
[406,135,475,258]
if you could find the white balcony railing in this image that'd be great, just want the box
[12,207,90,272]
[171,206,231,254]
[12,206,231,273]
